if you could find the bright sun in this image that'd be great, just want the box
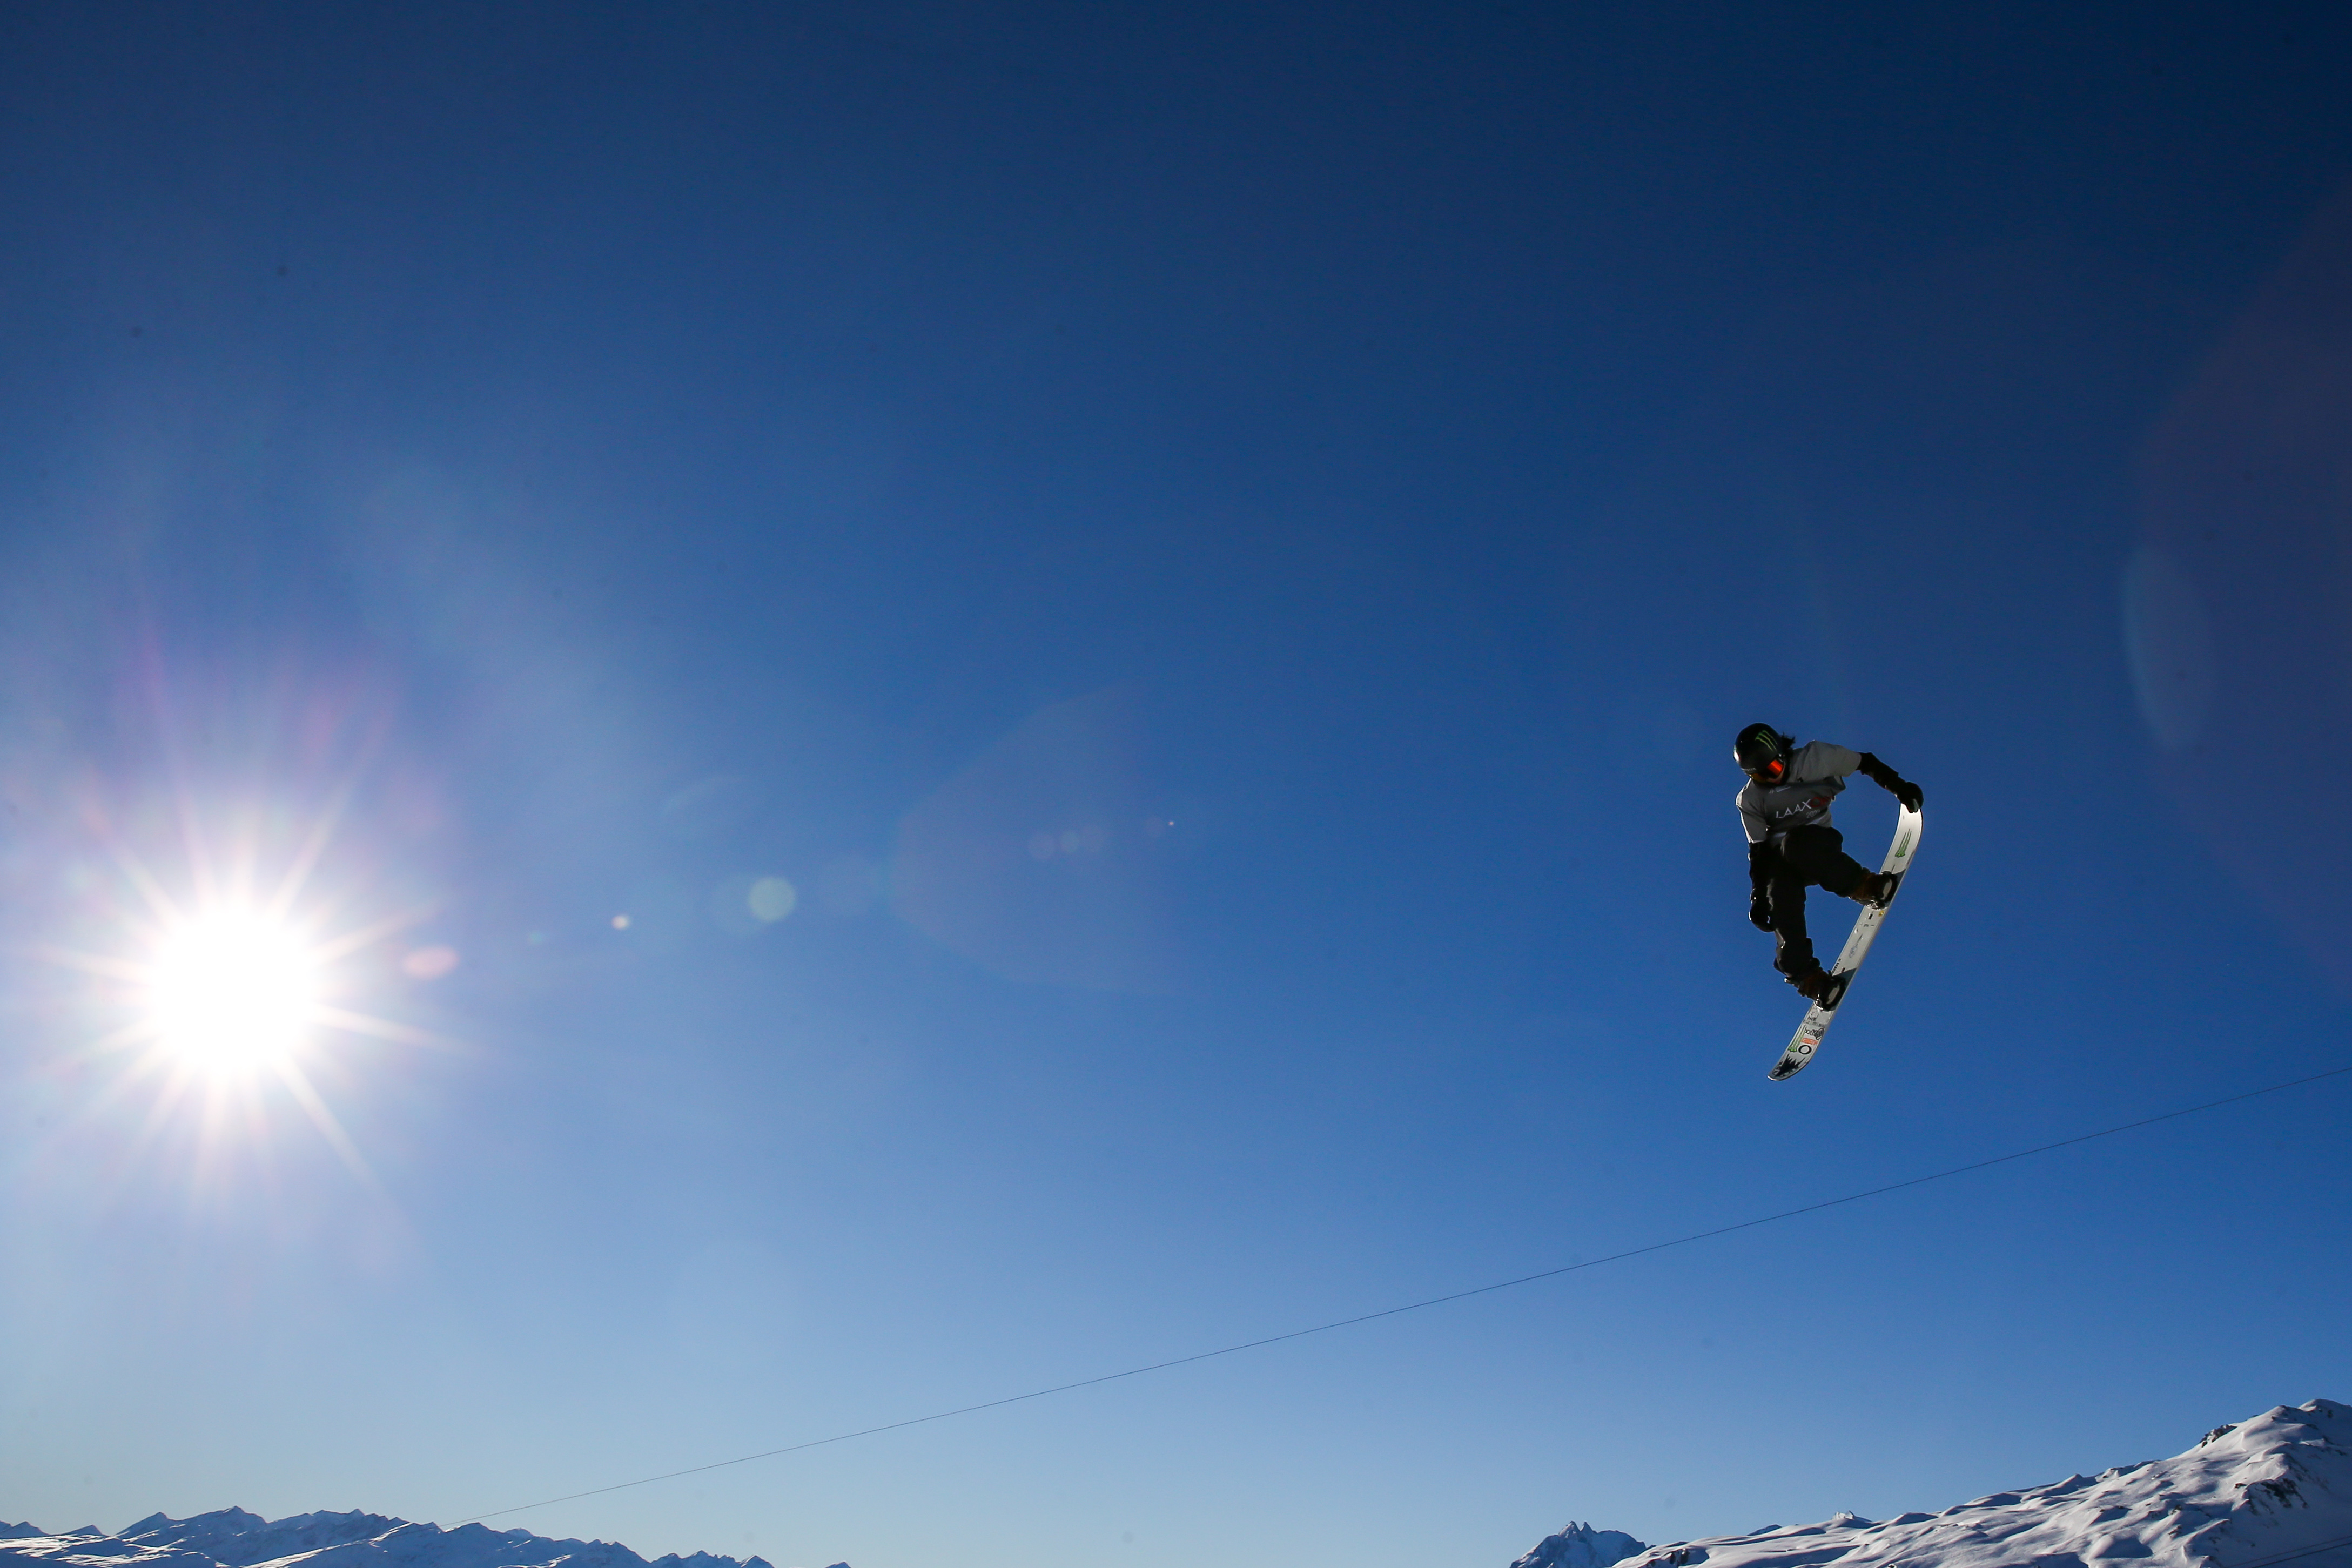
[143,907,322,1074]
[33,786,445,1186]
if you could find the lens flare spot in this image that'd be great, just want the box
[401,945,460,980]
[747,876,797,923]
[145,909,320,1074]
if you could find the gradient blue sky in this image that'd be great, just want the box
[4,5,2352,1567]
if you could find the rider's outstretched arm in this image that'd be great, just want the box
[1856,752,1924,812]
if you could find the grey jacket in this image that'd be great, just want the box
[1736,741,1862,845]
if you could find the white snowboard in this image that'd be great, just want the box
[1768,806,1922,1081]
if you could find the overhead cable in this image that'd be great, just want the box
[2231,1526,2352,1568]
[460,1059,2352,1524]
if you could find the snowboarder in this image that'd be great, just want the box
[1734,723,1925,1001]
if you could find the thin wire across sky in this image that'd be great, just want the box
[461,1058,2352,1525]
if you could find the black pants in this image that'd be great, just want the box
[1759,825,1868,976]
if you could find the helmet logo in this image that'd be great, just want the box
[1734,722,1792,782]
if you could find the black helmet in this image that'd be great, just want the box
[1734,723,1795,784]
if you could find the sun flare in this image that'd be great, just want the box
[31,736,455,1188]
[142,907,322,1074]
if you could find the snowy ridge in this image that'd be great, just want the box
[1578,1399,2352,1568]
[0,1511,794,1568]
[8,1402,2345,1568]
[1513,1522,1648,1568]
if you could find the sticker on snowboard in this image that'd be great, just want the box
[1768,806,1921,1081]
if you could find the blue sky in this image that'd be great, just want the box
[4,5,2351,1567]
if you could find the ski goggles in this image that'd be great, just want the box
[1746,757,1786,784]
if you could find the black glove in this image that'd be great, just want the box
[1749,890,1775,931]
[1857,752,1923,813]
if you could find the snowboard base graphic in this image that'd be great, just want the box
[1768,806,1921,1081]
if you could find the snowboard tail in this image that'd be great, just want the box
[1768,810,1920,1081]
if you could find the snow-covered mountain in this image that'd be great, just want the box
[10,1399,2346,1568]
[1511,1522,1648,1568]
[0,1510,825,1568]
[1513,1399,2352,1568]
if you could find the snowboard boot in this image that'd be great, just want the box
[1848,870,1898,908]
[1787,966,1836,1002]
